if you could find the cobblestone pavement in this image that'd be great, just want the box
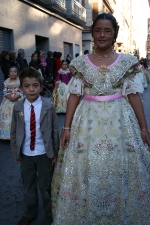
[0,73,150,224]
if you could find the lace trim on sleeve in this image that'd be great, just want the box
[122,74,144,96]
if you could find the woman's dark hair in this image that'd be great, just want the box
[9,66,18,72]
[91,13,119,45]
[53,51,57,59]
[56,52,62,59]
[0,50,9,61]
[31,53,38,59]
[34,50,40,57]
[9,51,16,60]
[47,51,53,57]
[61,60,67,66]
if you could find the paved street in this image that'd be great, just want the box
[0,72,150,225]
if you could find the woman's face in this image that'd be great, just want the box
[40,53,44,58]
[93,19,115,50]
[32,54,38,61]
[61,62,68,70]
[5,54,9,61]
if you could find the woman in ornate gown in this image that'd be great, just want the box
[0,66,23,139]
[53,60,72,113]
[52,13,150,225]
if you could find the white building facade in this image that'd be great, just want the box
[0,0,86,93]
[82,0,150,57]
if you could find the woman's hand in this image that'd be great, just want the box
[9,95,19,102]
[61,130,70,148]
[5,94,11,100]
[141,130,150,151]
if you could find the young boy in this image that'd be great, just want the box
[10,67,59,225]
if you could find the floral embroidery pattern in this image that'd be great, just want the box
[52,54,150,225]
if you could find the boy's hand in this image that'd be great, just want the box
[14,159,20,163]
[51,157,57,163]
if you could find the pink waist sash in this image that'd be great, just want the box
[84,93,123,102]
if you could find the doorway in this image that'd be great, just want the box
[35,35,49,58]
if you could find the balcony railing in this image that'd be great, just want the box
[31,0,66,14]
[30,0,86,25]
[65,0,86,25]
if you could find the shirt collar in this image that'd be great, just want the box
[25,96,42,109]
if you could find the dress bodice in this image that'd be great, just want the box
[4,77,20,90]
[57,69,72,85]
[69,54,143,96]
[3,77,21,96]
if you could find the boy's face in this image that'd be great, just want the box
[21,77,43,103]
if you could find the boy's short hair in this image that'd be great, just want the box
[19,67,43,87]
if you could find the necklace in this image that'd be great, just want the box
[94,49,114,60]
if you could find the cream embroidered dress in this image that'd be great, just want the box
[52,54,150,225]
[53,68,72,113]
[0,77,23,139]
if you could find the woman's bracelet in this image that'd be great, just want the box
[63,127,71,130]
[141,128,147,131]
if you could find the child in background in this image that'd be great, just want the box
[0,66,23,139]
[10,67,59,225]
[53,60,72,113]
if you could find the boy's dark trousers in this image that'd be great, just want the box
[21,153,53,219]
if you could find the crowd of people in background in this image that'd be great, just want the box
[1,11,150,225]
[0,48,83,84]
[0,47,149,140]
[0,48,82,140]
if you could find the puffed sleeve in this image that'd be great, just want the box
[122,65,144,97]
[68,63,84,96]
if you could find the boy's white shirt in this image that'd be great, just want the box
[22,96,46,156]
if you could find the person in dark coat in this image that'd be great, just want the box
[16,48,28,71]
[0,50,10,80]
[29,53,39,70]
[45,51,54,84]
[66,54,72,65]
[9,51,20,70]
[54,52,62,86]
